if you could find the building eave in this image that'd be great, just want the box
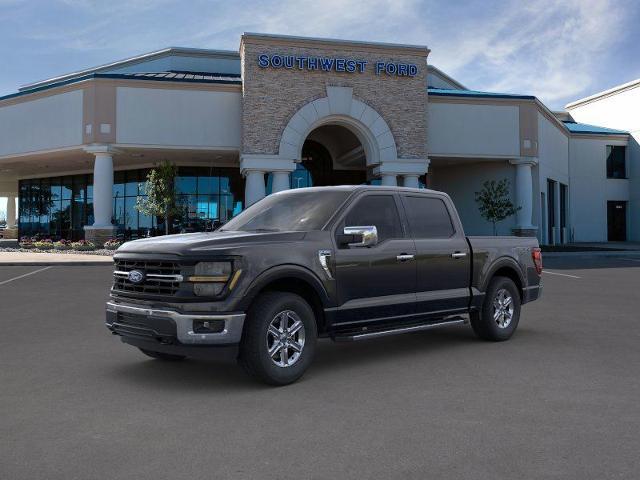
[1,73,242,105]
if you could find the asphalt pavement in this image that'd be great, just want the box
[1,257,639,479]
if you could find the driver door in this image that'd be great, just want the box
[332,193,417,326]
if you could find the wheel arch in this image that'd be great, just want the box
[482,257,526,300]
[239,265,331,335]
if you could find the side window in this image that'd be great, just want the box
[402,196,455,238]
[343,195,402,243]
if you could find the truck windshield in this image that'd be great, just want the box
[220,190,350,232]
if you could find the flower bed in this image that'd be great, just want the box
[103,239,124,250]
[70,240,96,251]
[54,239,73,251]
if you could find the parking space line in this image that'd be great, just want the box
[543,270,581,279]
[0,266,52,286]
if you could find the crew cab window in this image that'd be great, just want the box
[343,195,402,242]
[402,196,454,238]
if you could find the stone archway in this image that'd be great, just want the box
[278,86,398,167]
[240,85,430,205]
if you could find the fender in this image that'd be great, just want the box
[237,264,332,311]
[480,255,526,294]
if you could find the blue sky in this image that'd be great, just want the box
[1,0,639,108]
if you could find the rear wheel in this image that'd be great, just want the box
[471,276,521,341]
[239,292,317,386]
[138,348,186,361]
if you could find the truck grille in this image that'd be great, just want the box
[113,259,182,296]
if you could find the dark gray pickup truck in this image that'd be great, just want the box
[106,186,542,385]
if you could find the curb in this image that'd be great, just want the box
[542,251,640,257]
[1,261,114,266]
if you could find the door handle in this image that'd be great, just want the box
[396,254,415,262]
[451,252,467,259]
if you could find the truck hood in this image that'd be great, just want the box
[115,230,307,256]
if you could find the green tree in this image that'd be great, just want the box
[136,161,181,235]
[474,179,520,235]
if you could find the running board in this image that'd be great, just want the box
[332,317,466,342]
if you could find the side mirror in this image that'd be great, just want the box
[339,226,378,248]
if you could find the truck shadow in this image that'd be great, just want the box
[106,325,491,390]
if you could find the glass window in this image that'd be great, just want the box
[62,177,73,200]
[222,190,349,232]
[343,195,402,242]
[113,171,125,199]
[401,196,454,238]
[176,174,197,194]
[125,171,139,197]
[606,146,626,179]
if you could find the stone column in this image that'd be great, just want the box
[2,195,18,239]
[510,158,538,237]
[380,174,397,186]
[241,154,295,207]
[402,174,420,189]
[6,195,16,228]
[374,159,429,189]
[84,145,117,245]
[244,170,266,207]
[271,171,290,193]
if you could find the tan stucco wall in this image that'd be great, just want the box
[240,35,428,160]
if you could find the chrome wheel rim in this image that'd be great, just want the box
[266,310,306,367]
[493,288,514,329]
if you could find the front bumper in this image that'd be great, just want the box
[106,301,245,345]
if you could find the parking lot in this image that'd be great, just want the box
[1,256,639,479]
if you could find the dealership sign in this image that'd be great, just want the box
[258,54,418,77]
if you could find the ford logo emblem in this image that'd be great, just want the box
[128,270,145,284]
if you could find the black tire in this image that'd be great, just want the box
[239,291,317,386]
[471,276,521,341]
[138,348,186,361]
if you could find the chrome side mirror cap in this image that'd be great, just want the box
[343,226,378,247]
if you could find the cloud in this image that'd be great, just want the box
[1,0,637,108]
[426,0,633,107]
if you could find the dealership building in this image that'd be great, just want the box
[0,33,637,244]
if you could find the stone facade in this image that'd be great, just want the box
[240,35,429,161]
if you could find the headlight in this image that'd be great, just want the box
[189,262,233,297]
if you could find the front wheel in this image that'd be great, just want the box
[239,292,317,386]
[471,276,521,341]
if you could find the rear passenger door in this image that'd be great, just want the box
[400,194,471,316]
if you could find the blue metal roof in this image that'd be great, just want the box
[562,121,628,135]
[428,87,535,100]
[0,71,242,102]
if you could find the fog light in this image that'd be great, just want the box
[193,320,225,334]
[193,283,225,297]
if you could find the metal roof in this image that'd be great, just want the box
[562,121,628,135]
[0,71,241,103]
[19,47,240,92]
[428,87,535,100]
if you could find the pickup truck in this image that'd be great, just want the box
[106,186,542,385]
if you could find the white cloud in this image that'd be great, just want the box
[426,0,631,107]
[2,0,635,108]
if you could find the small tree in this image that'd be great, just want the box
[136,161,181,235]
[474,179,520,235]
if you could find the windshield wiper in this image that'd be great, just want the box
[244,228,281,232]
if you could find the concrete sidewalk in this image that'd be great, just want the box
[0,251,113,266]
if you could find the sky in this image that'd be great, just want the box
[1,0,639,217]
[1,0,639,108]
